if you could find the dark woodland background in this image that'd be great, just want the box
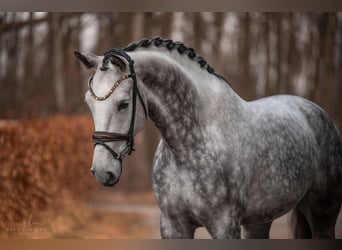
[1,13,342,124]
[0,12,342,238]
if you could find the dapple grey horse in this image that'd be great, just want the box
[75,37,342,239]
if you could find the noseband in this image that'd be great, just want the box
[89,49,147,161]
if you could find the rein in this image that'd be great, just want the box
[89,49,147,161]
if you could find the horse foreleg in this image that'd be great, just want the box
[241,222,272,239]
[205,210,241,239]
[160,213,196,239]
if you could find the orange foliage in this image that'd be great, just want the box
[0,115,95,231]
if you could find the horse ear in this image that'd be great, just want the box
[74,51,100,69]
[109,55,127,71]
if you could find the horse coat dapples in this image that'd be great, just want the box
[75,38,342,239]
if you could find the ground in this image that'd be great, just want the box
[7,189,342,239]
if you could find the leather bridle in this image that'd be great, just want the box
[88,49,147,161]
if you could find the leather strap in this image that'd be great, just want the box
[92,49,147,161]
[93,131,129,142]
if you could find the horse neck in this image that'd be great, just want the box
[133,50,246,154]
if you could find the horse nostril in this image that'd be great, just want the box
[91,169,95,176]
[106,171,116,182]
[106,171,116,183]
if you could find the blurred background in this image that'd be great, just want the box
[0,12,341,238]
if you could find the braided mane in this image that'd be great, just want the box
[119,37,230,85]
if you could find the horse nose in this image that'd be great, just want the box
[105,171,117,185]
[91,167,119,187]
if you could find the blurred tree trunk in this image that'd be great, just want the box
[64,14,82,113]
[96,13,117,52]
[132,13,144,40]
[0,13,3,89]
[116,13,135,47]
[96,14,108,52]
[265,13,281,97]
[333,13,342,129]
[237,13,252,99]
[264,14,271,96]
[108,13,118,47]
[39,21,53,117]
[213,13,225,73]
[276,14,283,93]
[143,13,153,37]
[310,13,329,102]
[193,13,206,51]
[5,13,19,116]
[159,12,173,39]
[284,13,297,94]
[25,13,34,81]
[323,13,337,112]
[0,13,4,26]
[182,13,194,44]
[278,13,290,94]
[64,16,72,112]
[50,13,66,112]
[21,12,34,115]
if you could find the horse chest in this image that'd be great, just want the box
[153,161,230,219]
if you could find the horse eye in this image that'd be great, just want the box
[118,100,129,111]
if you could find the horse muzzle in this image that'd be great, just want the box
[91,164,121,187]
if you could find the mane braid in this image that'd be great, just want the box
[120,37,232,86]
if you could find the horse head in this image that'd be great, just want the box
[75,50,147,186]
